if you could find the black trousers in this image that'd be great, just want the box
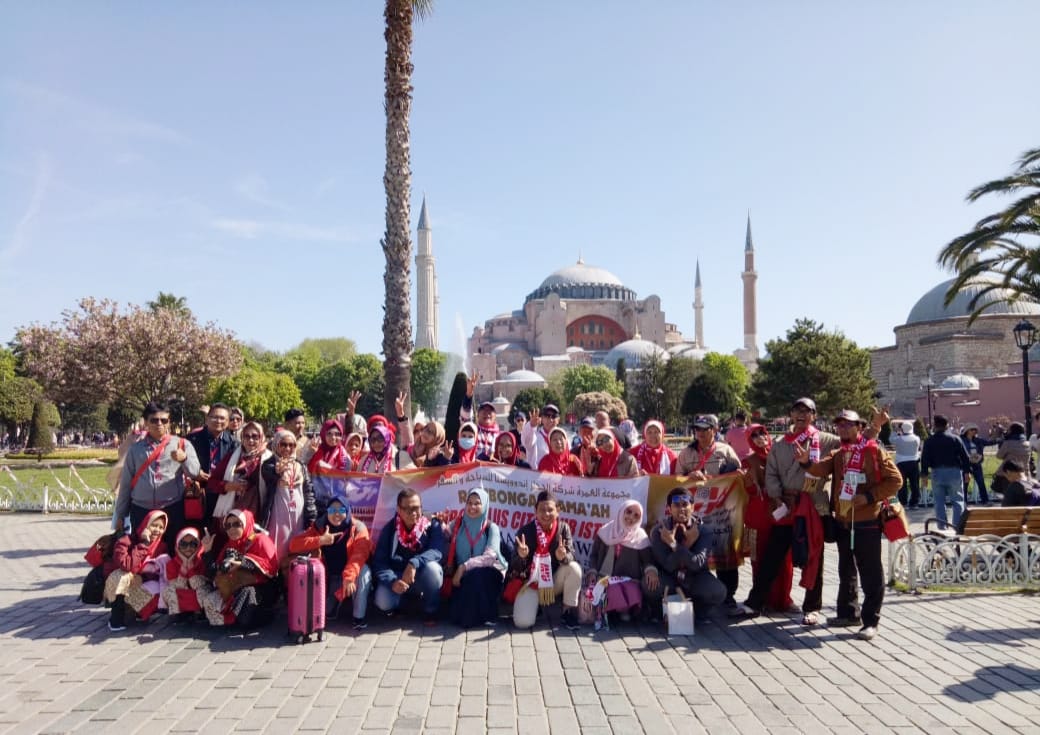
[897,460,920,506]
[834,523,884,627]
[744,523,823,613]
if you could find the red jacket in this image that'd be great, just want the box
[289,519,372,597]
[792,492,823,590]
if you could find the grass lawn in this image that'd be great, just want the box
[0,465,113,495]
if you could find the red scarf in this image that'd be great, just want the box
[596,437,622,478]
[694,441,715,473]
[838,434,875,501]
[492,432,522,465]
[539,447,575,475]
[396,514,430,551]
[308,419,351,475]
[535,518,558,554]
[748,423,772,461]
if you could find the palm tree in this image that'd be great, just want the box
[938,147,1040,323]
[146,291,191,316]
[381,0,433,417]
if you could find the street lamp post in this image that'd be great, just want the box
[920,378,935,428]
[1013,319,1038,437]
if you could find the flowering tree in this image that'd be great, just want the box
[16,298,241,416]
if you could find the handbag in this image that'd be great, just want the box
[84,533,116,568]
[662,587,695,636]
[184,479,205,521]
[576,570,599,625]
[880,498,910,542]
[78,565,106,605]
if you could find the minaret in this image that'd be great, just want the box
[693,259,704,348]
[414,196,439,350]
[740,212,760,365]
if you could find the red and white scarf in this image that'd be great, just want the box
[528,519,558,596]
[838,434,875,502]
[785,424,821,479]
[395,514,430,552]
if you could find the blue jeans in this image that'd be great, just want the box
[328,564,372,620]
[374,561,443,615]
[931,467,965,530]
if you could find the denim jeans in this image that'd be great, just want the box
[328,564,372,620]
[931,467,965,530]
[374,561,443,615]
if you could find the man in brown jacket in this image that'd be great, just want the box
[798,409,902,641]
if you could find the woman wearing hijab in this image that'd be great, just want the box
[307,419,353,516]
[209,421,272,523]
[633,420,678,475]
[261,429,317,570]
[443,488,507,628]
[399,420,450,470]
[199,509,279,627]
[588,500,660,621]
[741,425,794,612]
[480,431,531,469]
[592,428,639,478]
[356,425,397,475]
[289,494,373,629]
[537,427,584,476]
[450,421,480,465]
[105,509,169,632]
[162,527,208,624]
[345,432,365,468]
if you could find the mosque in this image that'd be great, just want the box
[413,199,762,406]
[870,274,1040,427]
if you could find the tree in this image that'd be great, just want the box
[381,0,433,418]
[615,357,628,402]
[208,367,305,426]
[27,398,55,453]
[938,147,1040,323]
[410,347,447,415]
[559,365,624,407]
[682,353,749,417]
[0,348,43,438]
[511,388,563,423]
[659,356,700,430]
[16,297,242,416]
[146,291,191,316]
[627,353,669,426]
[750,318,876,419]
[571,392,628,424]
[286,338,357,366]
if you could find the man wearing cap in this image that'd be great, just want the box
[797,408,901,641]
[737,397,840,625]
[676,414,743,614]
[571,417,598,475]
[920,415,971,530]
[521,404,561,469]
[460,372,501,458]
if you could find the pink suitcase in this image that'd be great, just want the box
[288,556,326,643]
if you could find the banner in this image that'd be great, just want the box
[646,472,748,568]
[372,463,648,567]
[316,464,745,569]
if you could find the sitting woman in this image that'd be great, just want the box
[443,488,507,627]
[588,500,660,622]
[479,431,531,469]
[449,421,480,464]
[592,428,639,478]
[509,490,583,630]
[356,425,397,475]
[161,527,208,624]
[261,430,317,571]
[208,421,271,523]
[399,420,451,470]
[308,419,353,516]
[741,424,794,611]
[537,427,584,476]
[633,420,678,475]
[199,509,280,628]
[288,494,374,629]
[105,509,170,632]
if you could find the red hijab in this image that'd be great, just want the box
[308,419,351,475]
[594,428,622,478]
[747,423,772,461]
[538,428,579,475]
[491,431,522,465]
[454,421,479,464]
[134,509,169,559]
[634,420,677,474]
[166,527,205,579]
[220,509,278,578]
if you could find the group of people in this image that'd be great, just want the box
[98,392,912,644]
[890,413,1040,533]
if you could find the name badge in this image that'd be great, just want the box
[844,470,866,486]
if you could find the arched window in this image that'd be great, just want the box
[906,368,914,388]
[887,371,895,390]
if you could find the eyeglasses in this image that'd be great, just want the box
[224,520,243,529]
[148,417,171,425]
[326,430,342,437]
[278,441,297,448]
[543,412,559,419]
[595,437,612,445]
[229,417,243,423]
[243,433,262,440]
[398,505,422,515]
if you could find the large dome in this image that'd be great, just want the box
[602,338,669,370]
[906,277,1040,325]
[526,258,636,304]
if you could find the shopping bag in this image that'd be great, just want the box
[662,587,694,636]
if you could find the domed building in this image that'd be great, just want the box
[871,275,1040,421]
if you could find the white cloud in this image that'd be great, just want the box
[2,152,52,261]
[233,174,291,211]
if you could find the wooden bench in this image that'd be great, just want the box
[888,507,1040,591]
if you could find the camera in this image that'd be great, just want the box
[220,548,243,573]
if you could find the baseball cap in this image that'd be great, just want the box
[478,401,496,411]
[693,414,719,430]
[791,397,817,413]
[542,404,560,416]
[833,409,865,425]
[580,416,596,428]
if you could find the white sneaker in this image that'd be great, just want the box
[856,625,878,641]
[731,603,760,618]
[108,621,127,632]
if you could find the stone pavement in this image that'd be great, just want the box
[0,511,1037,735]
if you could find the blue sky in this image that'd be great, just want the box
[3,2,1039,363]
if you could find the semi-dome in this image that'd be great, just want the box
[501,369,546,383]
[603,338,669,370]
[906,277,1040,325]
[939,373,980,390]
[668,344,708,361]
[526,258,636,304]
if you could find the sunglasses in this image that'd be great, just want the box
[178,539,199,547]
[224,520,244,529]
[243,433,262,440]
[148,417,171,425]
[543,413,559,419]
[327,507,347,515]
[595,437,612,445]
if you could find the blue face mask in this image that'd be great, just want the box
[459,436,477,451]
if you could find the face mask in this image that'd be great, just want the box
[459,437,476,451]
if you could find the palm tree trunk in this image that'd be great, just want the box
[381,0,415,417]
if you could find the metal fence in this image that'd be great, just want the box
[0,465,114,515]
[888,531,1040,591]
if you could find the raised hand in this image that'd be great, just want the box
[395,391,408,418]
[554,543,568,562]
[465,371,479,398]
[529,407,540,424]
[793,441,810,465]
[346,390,362,413]
[516,534,529,559]
[171,446,187,463]
[442,440,455,459]
[201,528,214,553]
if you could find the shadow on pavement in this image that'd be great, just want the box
[943,663,1040,701]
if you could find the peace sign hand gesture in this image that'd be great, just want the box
[395,391,409,418]
[516,535,529,559]
[346,390,362,413]
[465,371,479,398]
